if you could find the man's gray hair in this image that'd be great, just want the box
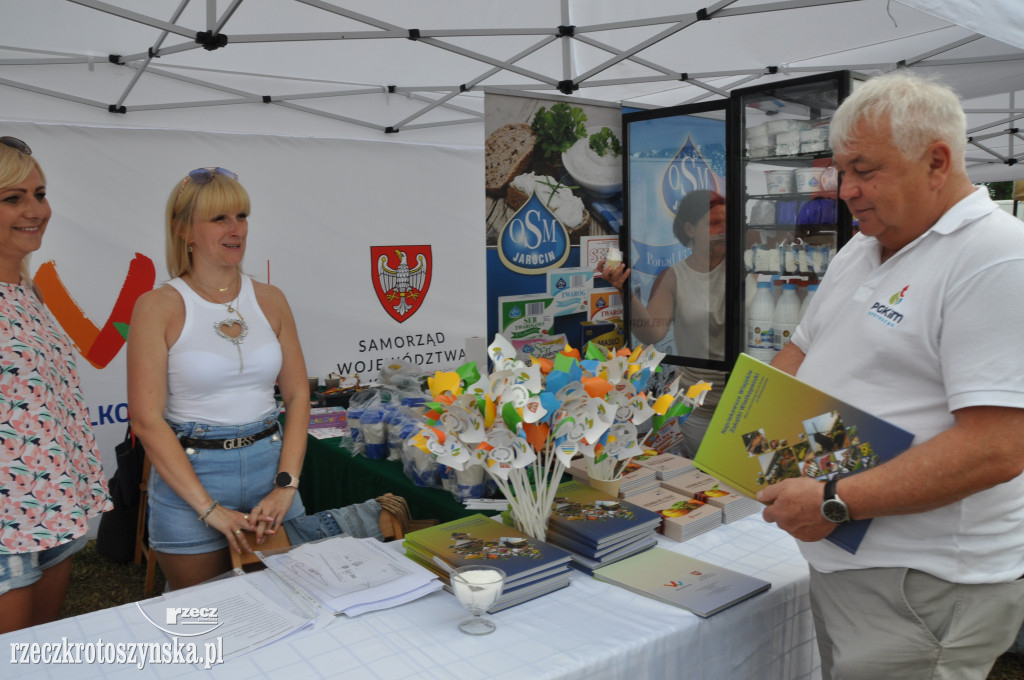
[830,71,966,164]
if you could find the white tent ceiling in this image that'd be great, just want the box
[2,0,1024,181]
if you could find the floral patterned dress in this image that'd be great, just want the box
[0,279,111,554]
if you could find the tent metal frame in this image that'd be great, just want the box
[2,0,1022,170]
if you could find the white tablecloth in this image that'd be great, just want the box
[1,515,820,680]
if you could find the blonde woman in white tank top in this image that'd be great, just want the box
[127,168,310,590]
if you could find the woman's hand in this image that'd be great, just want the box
[250,487,296,543]
[598,258,631,292]
[205,505,264,554]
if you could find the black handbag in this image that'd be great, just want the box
[112,425,144,508]
[96,425,145,564]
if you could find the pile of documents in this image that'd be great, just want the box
[138,535,442,666]
[260,535,442,616]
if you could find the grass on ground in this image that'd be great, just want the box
[60,540,165,619]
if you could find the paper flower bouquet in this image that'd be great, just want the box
[410,334,710,540]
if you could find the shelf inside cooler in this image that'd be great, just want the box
[746,192,837,201]
[743,152,833,163]
[743,223,839,230]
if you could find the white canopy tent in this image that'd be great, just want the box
[1,0,1023,471]
[2,0,1024,179]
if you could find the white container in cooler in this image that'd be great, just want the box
[773,282,801,351]
[800,126,830,143]
[799,125,830,154]
[766,119,812,134]
[747,132,776,157]
[764,169,795,194]
[747,280,776,361]
[747,199,775,226]
[800,283,818,321]
[747,122,773,137]
[795,167,826,193]
[775,131,802,155]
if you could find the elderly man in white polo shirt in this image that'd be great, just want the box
[758,71,1024,680]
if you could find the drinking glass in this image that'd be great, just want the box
[450,565,505,635]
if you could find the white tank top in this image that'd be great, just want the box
[164,276,282,425]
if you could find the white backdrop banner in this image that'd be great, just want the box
[2,121,485,483]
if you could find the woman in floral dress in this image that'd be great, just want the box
[0,137,111,633]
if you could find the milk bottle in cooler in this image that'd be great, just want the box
[747,280,776,361]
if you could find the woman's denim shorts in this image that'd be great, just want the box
[0,536,87,596]
[148,414,305,555]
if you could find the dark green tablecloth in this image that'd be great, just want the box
[298,434,479,525]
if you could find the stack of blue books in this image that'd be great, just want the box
[544,480,662,575]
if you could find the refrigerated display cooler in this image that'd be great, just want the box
[726,70,863,363]
[622,70,862,370]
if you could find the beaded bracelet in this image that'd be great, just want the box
[197,499,219,524]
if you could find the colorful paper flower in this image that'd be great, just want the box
[412,334,711,540]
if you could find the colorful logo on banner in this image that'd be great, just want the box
[497,193,570,274]
[33,253,156,369]
[372,245,432,323]
[661,133,726,215]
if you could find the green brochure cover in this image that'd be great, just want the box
[693,353,915,554]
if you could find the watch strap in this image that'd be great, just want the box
[824,476,839,501]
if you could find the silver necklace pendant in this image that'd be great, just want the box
[214,316,249,372]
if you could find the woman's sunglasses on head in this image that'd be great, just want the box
[176,166,238,200]
[1,136,32,155]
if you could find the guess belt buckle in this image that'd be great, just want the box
[223,434,256,450]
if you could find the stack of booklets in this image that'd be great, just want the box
[661,468,762,523]
[693,353,915,553]
[632,452,696,482]
[627,485,723,542]
[402,514,573,612]
[544,480,662,574]
[568,456,660,498]
[593,547,771,617]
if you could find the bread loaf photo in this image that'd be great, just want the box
[485,123,536,196]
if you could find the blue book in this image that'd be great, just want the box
[547,480,662,549]
[546,524,655,558]
[552,534,659,576]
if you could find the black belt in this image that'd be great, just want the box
[179,423,279,451]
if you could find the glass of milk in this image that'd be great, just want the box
[451,565,506,635]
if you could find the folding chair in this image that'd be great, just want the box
[133,455,159,598]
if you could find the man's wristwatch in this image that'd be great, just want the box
[821,476,850,523]
[275,471,300,489]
